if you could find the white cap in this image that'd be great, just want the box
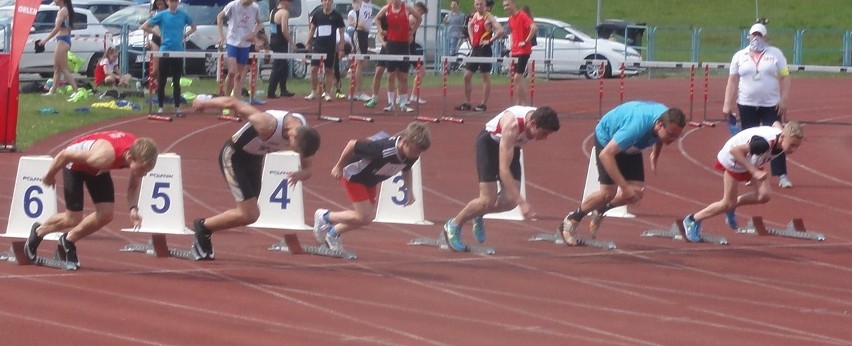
[749,23,767,36]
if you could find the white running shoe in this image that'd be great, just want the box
[383,104,395,112]
[778,174,793,188]
[304,92,317,100]
[325,232,344,252]
[323,92,333,102]
[313,209,331,245]
[398,102,415,113]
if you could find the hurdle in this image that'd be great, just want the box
[0,242,78,270]
[408,232,495,255]
[641,220,729,245]
[119,154,195,260]
[268,234,357,260]
[528,230,616,250]
[735,216,825,241]
[347,53,426,117]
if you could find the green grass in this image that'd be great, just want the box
[15,72,506,149]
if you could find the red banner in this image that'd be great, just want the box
[9,0,41,86]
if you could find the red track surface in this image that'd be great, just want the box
[1,76,851,344]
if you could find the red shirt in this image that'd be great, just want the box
[67,131,136,175]
[385,4,409,43]
[508,11,533,55]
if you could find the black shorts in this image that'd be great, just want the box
[466,44,493,73]
[375,46,387,68]
[151,35,162,46]
[409,43,423,68]
[354,30,369,54]
[475,129,522,183]
[310,44,336,68]
[594,138,645,185]
[512,54,530,74]
[63,168,115,212]
[219,141,264,202]
[385,41,410,73]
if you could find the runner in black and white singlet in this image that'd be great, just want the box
[312,122,431,253]
[683,122,804,243]
[443,106,560,252]
[188,96,321,260]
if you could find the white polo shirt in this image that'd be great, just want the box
[729,46,789,107]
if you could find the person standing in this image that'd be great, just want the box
[218,0,263,100]
[141,0,197,115]
[146,0,167,79]
[443,106,560,251]
[443,0,466,57]
[38,0,78,98]
[454,0,502,112]
[305,0,346,102]
[267,0,296,98]
[313,122,431,253]
[373,0,422,112]
[348,0,375,101]
[682,123,804,242]
[504,0,536,106]
[559,101,685,245]
[25,131,159,270]
[188,96,321,260]
[722,20,793,188]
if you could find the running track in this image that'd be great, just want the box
[1,76,851,344]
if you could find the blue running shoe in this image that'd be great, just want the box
[472,216,486,243]
[682,215,703,242]
[443,219,466,252]
[724,210,738,230]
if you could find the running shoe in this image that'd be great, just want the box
[58,233,80,269]
[474,104,487,112]
[398,102,415,113]
[304,92,317,100]
[682,214,703,242]
[24,222,43,262]
[778,174,793,188]
[324,232,344,252]
[454,103,471,111]
[364,97,378,108]
[558,214,580,246]
[443,219,466,252]
[313,209,331,245]
[724,209,738,230]
[589,210,605,239]
[383,104,395,112]
[471,216,486,243]
[191,218,214,260]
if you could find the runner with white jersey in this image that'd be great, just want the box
[683,122,804,242]
[443,105,560,251]
[187,96,321,260]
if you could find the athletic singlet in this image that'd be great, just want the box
[385,4,409,43]
[717,126,783,173]
[66,131,136,175]
[269,7,289,43]
[470,12,492,47]
[230,110,307,156]
[484,106,537,146]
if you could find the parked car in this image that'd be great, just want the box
[0,5,107,77]
[73,0,135,22]
[459,17,642,79]
[101,4,149,34]
[123,0,271,78]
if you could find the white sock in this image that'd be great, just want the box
[387,92,395,105]
[398,94,409,105]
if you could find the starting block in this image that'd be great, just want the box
[0,241,78,270]
[529,230,616,250]
[407,232,496,255]
[641,220,729,245]
[119,234,194,259]
[269,234,357,260]
[736,217,825,241]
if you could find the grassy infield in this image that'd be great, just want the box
[14,0,851,149]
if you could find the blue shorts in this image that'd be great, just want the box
[56,35,72,47]
[226,44,251,65]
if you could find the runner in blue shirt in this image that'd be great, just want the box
[141,0,196,116]
[560,101,686,245]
